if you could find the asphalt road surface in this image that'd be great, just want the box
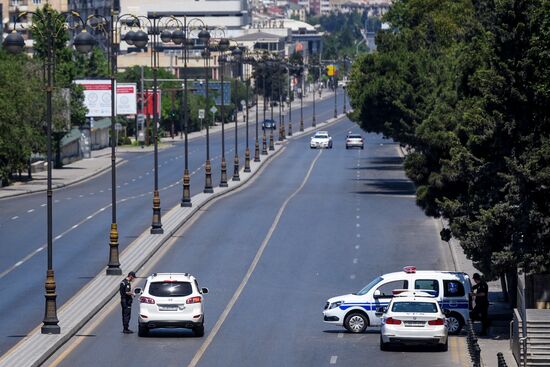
[0,90,344,354]
[43,117,469,367]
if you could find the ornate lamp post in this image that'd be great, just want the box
[260,60,268,155]
[287,63,293,136]
[218,36,230,187]
[4,8,94,334]
[312,64,317,128]
[239,47,252,172]
[231,46,242,181]
[268,60,275,150]
[87,10,142,275]
[252,57,261,162]
[300,66,304,132]
[199,28,214,193]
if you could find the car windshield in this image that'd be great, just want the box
[391,301,438,313]
[149,281,193,297]
[356,276,383,295]
[315,135,328,139]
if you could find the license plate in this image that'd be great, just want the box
[404,321,426,327]
[159,305,177,311]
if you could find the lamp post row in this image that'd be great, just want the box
[3,8,348,335]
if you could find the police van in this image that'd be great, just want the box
[322,266,471,334]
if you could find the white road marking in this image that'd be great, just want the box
[356,234,361,238]
[11,216,18,220]
[350,274,356,280]
[330,356,338,364]
[356,223,360,227]
[87,215,93,219]
[355,245,360,249]
[36,247,43,253]
[55,235,62,240]
[356,215,360,219]
[337,333,344,338]
[187,149,323,367]
[353,258,358,264]
[15,261,23,267]
[72,224,78,229]
[27,209,34,213]
[41,204,46,207]
[79,195,83,198]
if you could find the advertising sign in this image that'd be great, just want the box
[116,83,137,115]
[75,80,137,117]
[140,89,162,118]
[192,81,231,106]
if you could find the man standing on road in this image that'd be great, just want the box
[120,271,136,334]
[470,273,490,336]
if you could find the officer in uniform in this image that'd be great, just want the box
[120,271,136,334]
[470,273,490,336]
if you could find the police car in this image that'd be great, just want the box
[323,267,471,334]
[134,273,208,337]
[377,291,449,351]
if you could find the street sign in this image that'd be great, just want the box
[115,122,123,131]
[210,106,217,114]
[198,109,205,119]
[240,99,246,107]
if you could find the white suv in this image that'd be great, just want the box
[134,273,208,337]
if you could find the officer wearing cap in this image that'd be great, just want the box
[470,273,490,336]
[120,271,136,334]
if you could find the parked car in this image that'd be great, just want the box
[377,291,449,351]
[262,119,277,130]
[135,272,208,337]
[310,131,333,149]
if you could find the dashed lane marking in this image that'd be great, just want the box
[337,333,344,338]
[27,209,34,213]
[11,216,18,220]
[330,356,338,364]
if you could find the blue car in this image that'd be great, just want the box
[262,119,277,130]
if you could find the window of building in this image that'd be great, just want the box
[33,0,42,4]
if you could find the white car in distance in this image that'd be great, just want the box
[310,131,333,149]
[377,291,449,351]
[134,272,208,337]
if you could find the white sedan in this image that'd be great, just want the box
[377,291,449,351]
[310,131,333,149]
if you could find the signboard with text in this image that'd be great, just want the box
[74,80,137,117]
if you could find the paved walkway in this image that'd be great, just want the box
[0,108,345,367]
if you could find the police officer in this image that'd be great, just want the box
[470,273,490,336]
[120,271,136,334]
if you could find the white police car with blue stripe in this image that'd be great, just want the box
[322,266,471,334]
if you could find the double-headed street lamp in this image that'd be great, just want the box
[218,36,230,187]
[299,66,304,132]
[251,57,261,163]
[85,11,142,275]
[259,60,269,155]
[4,8,95,334]
[311,64,317,128]
[231,46,242,181]
[199,28,214,193]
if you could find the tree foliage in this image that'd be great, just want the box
[347,0,550,277]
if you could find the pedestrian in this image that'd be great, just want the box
[470,272,490,336]
[120,271,136,334]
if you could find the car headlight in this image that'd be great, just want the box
[329,301,343,309]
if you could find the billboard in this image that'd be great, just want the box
[192,81,231,106]
[74,80,137,117]
[139,90,162,118]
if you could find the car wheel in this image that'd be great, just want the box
[361,146,364,150]
[447,312,464,335]
[438,340,449,352]
[346,146,349,149]
[138,324,149,337]
[380,335,388,351]
[344,312,368,333]
[193,323,205,337]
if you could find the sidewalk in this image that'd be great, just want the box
[0,110,345,367]
[442,222,516,366]
[0,89,334,200]
[396,147,516,366]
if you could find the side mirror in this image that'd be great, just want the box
[201,287,209,294]
[373,289,381,299]
[375,306,387,317]
[134,287,142,295]
[442,308,451,317]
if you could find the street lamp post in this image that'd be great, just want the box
[253,58,260,162]
[312,64,317,128]
[268,60,275,150]
[199,29,214,193]
[241,49,251,172]
[333,70,338,118]
[231,46,242,181]
[300,67,304,132]
[4,8,94,334]
[261,61,268,155]
[287,63,292,136]
[218,37,229,187]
